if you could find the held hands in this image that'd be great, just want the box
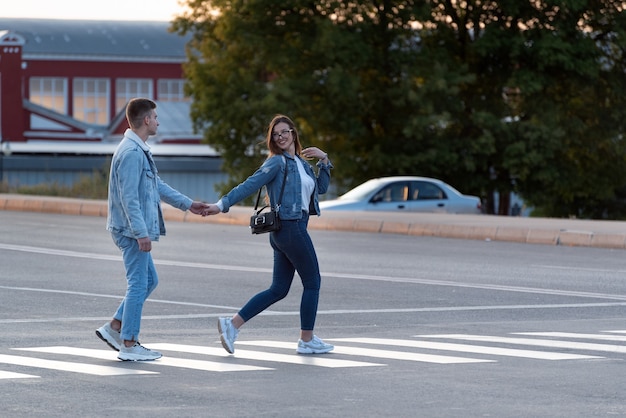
[200,203,221,216]
[301,147,328,163]
[189,201,211,216]
[189,201,221,217]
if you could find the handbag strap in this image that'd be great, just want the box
[254,156,288,211]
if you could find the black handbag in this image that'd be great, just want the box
[250,160,288,234]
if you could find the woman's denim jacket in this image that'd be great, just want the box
[220,153,332,220]
[106,129,193,240]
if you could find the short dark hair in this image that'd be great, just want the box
[126,98,156,129]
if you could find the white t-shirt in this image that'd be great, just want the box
[296,157,315,212]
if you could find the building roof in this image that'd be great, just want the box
[25,99,202,143]
[5,140,219,157]
[105,100,204,143]
[154,101,203,141]
[0,18,189,62]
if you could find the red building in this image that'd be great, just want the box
[0,18,200,144]
[0,19,223,202]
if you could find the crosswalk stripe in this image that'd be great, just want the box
[0,370,40,379]
[329,338,603,360]
[416,334,626,354]
[150,343,385,368]
[514,332,626,342]
[17,347,272,372]
[5,329,620,380]
[0,353,157,376]
[237,340,494,364]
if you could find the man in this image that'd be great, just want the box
[96,98,207,361]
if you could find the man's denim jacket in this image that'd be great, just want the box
[106,129,192,240]
[220,153,332,220]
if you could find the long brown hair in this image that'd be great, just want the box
[266,114,302,157]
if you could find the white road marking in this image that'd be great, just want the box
[0,370,40,379]
[2,243,626,302]
[17,347,271,372]
[1,286,624,325]
[417,334,626,354]
[329,338,603,360]
[150,343,385,368]
[0,353,157,376]
[236,340,494,364]
[2,329,622,382]
[513,332,626,342]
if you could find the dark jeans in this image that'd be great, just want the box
[238,211,321,331]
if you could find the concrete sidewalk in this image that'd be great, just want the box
[1,193,626,250]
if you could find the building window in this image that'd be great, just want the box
[29,77,67,114]
[158,79,189,102]
[73,78,110,125]
[116,79,153,112]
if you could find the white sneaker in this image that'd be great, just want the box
[117,342,162,361]
[95,322,122,351]
[217,317,238,354]
[297,335,334,354]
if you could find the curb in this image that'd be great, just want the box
[1,194,625,250]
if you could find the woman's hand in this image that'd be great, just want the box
[201,204,222,216]
[302,147,328,163]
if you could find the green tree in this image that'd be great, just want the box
[172,1,626,218]
[172,1,438,196]
[414,0,626,216]
[502,1,626,218]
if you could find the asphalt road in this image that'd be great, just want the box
[1,210,625,417]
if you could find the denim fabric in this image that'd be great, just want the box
[106,129,193,240]
[106,129,192,342]
[238,212,320,330]
[220,153,332,220]
[111,232,159,341]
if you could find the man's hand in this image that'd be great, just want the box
[137,236,152,252]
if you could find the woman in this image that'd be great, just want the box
[205,114,334,355]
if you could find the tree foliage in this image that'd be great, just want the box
[171,1,626,218]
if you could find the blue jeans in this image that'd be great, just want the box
[239,212,321,331]
[111,232,159,342]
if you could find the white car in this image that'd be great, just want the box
[320,176,482,214]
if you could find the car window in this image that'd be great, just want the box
[372,182,409,202]
[411,181,446,200]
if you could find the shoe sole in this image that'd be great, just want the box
[95,329,121,352]
[217,318,234,354]
[118,354,162,361]
[220,334,234,354]
[297,347,334,354]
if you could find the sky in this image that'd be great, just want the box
[1,0,185,21]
